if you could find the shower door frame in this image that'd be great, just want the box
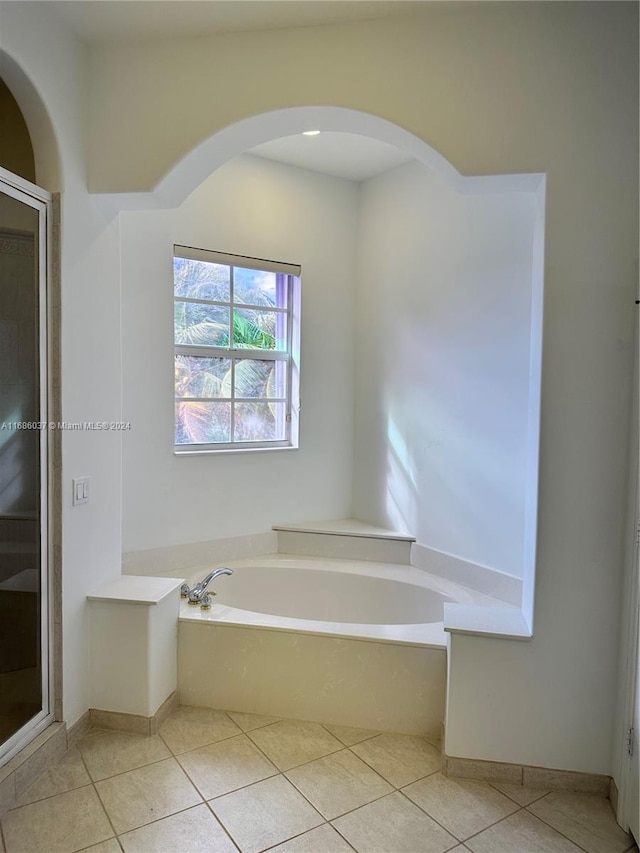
[0,167,54,766]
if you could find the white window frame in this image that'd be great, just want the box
[174,245,301,454]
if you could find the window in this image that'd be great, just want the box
[174,246,300,452]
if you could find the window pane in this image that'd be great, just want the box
[175,401,231,444]
[234,267,286,308]
[233,308,287,350]
[175,356,231,398]
[233,358,287,398]
[234,402,286,442]
[174,302,230,346]
[173,257,230,301]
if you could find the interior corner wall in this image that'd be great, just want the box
[0,1,124,727]
[121,154,358,553]
[353,161,536,578]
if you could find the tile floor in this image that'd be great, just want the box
[0,706,636,853]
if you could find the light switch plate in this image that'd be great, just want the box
[72,476,90,505]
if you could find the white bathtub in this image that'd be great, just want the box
[178,556,485,736]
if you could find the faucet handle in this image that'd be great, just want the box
[180,583,190,599]
[200,593,213,610]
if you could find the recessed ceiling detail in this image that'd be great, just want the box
[249,132,413,182]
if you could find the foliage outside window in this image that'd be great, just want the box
[174,246,300,451]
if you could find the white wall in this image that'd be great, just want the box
[121,154,358,553]
[354,161,536,578]
[0,2,123,726]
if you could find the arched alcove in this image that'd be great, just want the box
[97,106,542,214]
[112,106,544,634]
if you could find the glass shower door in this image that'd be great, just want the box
[0,173,50,763]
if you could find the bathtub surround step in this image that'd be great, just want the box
[273,519,415,564]
[87,576,184,718]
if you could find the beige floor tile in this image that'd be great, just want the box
[286,749,392,819]
[118,803,236,853]
[403,772,519,840]
[490,782,549,806]
[465,810,583,852]
[528,791,634,853]
[178,733,277,799]
[268,824,354,852]
[247,719,343,771]
[351,733,441,787]
[95,757,201,834]
[16,747,91,806]
[78,840,123,853]
[226,711,281,732]
[321,723,379,747]
[159,706,240,754]
[209,775,323,853]
[2,784,113,853]
[332,791,457,853]
[77,731,171,781]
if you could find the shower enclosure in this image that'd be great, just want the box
[0,168,51,765]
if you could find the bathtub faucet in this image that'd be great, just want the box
[180,568,233,610]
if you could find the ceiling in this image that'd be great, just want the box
[47,0,421,44]
[249,132,413,182]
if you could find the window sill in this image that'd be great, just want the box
[174,444,298,457]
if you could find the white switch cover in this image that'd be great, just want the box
[72,477,90,505]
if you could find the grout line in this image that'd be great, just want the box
[223,710,284,734]
[327,817,360,852]
[82,753,177,785]
[244,732,343,774]
[201,799,243,852]
[115,802,217,846]
[523,805,602,853]
[258,822,331,853]
[316,720,381,747]
[227,734,282,777]
[9,780,95,811]
[461,805,528,846]
[487,780,549,807]
[393,788,467,844]
[76,747,121,846]
[179,766,281,803]
[155,711,243,756]
[345,740,441,789]
[283,761,393,824]
[175,730,249,759]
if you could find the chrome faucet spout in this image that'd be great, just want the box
[185,567,233,606]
